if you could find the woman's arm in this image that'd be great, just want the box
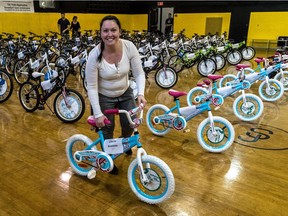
[86,46,103,118]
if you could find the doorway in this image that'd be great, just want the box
[205,17,222,36]
[148,7,174,35]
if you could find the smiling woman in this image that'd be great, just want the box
[85,15,147,174]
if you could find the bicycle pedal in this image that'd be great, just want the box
[183,129,190,133]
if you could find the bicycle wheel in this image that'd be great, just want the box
[168,55,184,73]
[226,49,242,65]
[197,116,235,153]
[218,74,237,88]
[146,104,171,136]
[128,155,175,204]
[241,46,256,60]
[53,88,85,123]
[211,53,226,71]
[65,134,95,176]
[5,55,16,75]
[80,60,86,79]
[18,81,40,112]
[258,79,284,102]
[187,87,208,106]
[233,93,264,121]
[162,47,177,64]
[14,59,30,85]
[274,71,288,91]
[0,69,13,103]
[0,48,8,70]
[154,66,178,89]
[197,58,217,77]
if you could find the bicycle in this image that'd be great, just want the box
[18,64,85,123]
[0,69,13,103]
[168,48,217,77]
[219,58,285,102]
[140,48,178,89]
[187,65,264,122]
[65,104,175,204]
[146,82,235,153]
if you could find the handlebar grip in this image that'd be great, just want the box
[104,109,119,115]
[104,119,111,125]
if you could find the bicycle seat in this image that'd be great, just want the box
[207,74,223,81]
[168,89,187,98]
[32,72,44,78]
[235,64,251,70]
[254,58,265,63]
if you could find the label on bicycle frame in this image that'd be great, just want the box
[103,138,124,154]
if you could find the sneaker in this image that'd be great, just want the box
[125,149,133,155]
[109,165,118,175]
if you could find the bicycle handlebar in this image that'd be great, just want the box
[104,109,119,115]
[104,104,144,127]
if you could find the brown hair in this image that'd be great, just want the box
[98,15,122,62]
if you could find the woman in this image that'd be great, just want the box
[70,16,81,38]
[85,15,147,174]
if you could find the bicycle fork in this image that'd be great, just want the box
[136,148,149,183]
[61,86,71,108]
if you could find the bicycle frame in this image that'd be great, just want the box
[75,105,150,181]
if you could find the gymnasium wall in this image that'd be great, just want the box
[0,12,230,39]
[0,13,148,36]
[173,13,231,38]
[248,11,288,41]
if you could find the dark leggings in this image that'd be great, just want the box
[98,87,136,139]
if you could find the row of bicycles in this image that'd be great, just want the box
[0,50,87,124]
[2,29,286,205]
[138,30,256,90]
[64,52,288,204]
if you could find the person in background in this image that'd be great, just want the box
[165,13,174,38]
[57,12,70,39]
[85,15,147,175]
[70,16,81,38]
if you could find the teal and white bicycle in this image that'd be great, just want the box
[146,82,235,153]
[66,104,175,204]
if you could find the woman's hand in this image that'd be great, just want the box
[95,115,108,128]
[137,95,147,107]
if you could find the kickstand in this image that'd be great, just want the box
[45,103,55,114]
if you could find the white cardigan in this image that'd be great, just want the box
[86,39,145,118]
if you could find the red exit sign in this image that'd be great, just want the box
[157,2,164,6]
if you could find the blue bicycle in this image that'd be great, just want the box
[187,65,264,122]
[219,58,284,102]
[66,104,175,204]
[146,83,235,153]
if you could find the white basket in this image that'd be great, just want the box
[217,46,225,52]
[72,46,78,52]
[17,52,24,59]
[41,80,53,90]
[232,43,240,49]
[30,60,40,69]
[71,56,80,64]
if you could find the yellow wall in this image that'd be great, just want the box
[0,13,148,36]
[173,12,231,38]
[248,12,288,43]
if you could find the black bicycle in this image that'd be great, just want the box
[18,65,85,123]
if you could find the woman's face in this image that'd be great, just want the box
[101,20,120,46]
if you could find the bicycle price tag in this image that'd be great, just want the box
[103,138,124,154]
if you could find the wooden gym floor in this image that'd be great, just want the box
[0,49,287,216]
